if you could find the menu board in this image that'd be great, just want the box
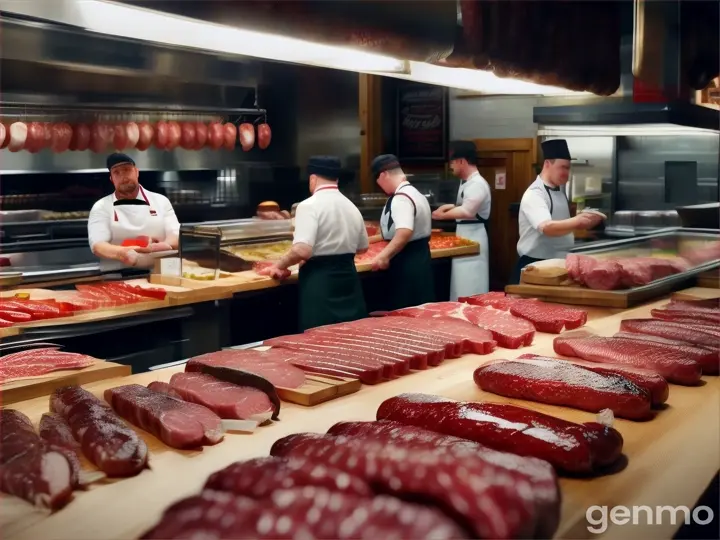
[396,83,448,161]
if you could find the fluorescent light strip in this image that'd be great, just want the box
[539,124,720,136]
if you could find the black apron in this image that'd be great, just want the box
[511,184,570,284]
[298,253,367,331]
[380,190,435,310]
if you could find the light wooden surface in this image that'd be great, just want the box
[671,287,720,301]
[506,282,636,308]
[2,291,719,540]
[1,361,131,406]
[277,374,362,406]
[697,269,720,289]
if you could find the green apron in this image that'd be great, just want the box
[298,253,367,331]
[386,237,435,310]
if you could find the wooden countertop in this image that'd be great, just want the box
[3,292,719,540]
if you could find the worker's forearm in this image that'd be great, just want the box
[379,230,412,260]
[439,206,474,220]
[164,234,179,249]
[540,218,578,237]
[92,242,126,261]
[276,244,311,270]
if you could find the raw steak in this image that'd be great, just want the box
[204,456,373,498]
[141,487,467,540]
[618,320,719,375]
[518,353,669,406]
[105,384,224,449]
[613,332,718,374]
[460,293,587,333]
[565,254,687,290]
[0,409,74,510]
[169,372,274,422]
[51,385,148,477]
[388,302,535,349]
[327,420,560,539]
[474,357,653,420]
[376,393,624,474]
[554,333,703,384]
[0,348,95,383]
[262,347,385,384]
[669,297,720,309]
[271,432,538,539]
[651,306,720,325]
[147,381,183,399]
[186,349,306,388]
[38,412,82,488]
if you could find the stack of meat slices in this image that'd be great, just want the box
[387,301,535,348]
[142,421,563,539]
[263,316,497,384]
[460,291,587,333]
[0,347,96,384]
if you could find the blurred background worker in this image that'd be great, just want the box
[512,139,605,283]
[432,141,491,300]
[372,154,434,310]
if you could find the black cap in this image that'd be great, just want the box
[541,139,572,160]
[106,153,135,171]
[307,155,342,179]
[448,141,477,162]
[371,154,401,179]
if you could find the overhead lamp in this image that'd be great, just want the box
[0,0,407,74]
[539,124,720,137]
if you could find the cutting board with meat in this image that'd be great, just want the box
[0,347,130,405]
[126,278,232,306]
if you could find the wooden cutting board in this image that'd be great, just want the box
[520,258,570,286]
[1,361,131,405]
[697,269,720,289]
[671,287,720,302]
[277,375,361,406]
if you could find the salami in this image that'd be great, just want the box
[0,122,8,149]
[166,121,181,150]
[154,121,169,149]
[194,122,208,149]
[238,122,254,151]
[179,122,196,150]
[257,122,271,149]
[136,121,154,150]
[223,123,237,150]
[125,121,140,148]
[7,122,28,152]
[207,122,224,149]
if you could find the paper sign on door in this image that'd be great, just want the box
[494,171,507,190]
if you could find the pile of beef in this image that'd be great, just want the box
[565,253,689,291]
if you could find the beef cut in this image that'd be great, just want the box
[186,349,306,388]
[168,372,275,422]
[51,385,148,477]
[651,305,720,325]
[460,292,587,333]
[105,383,224,449]
[388,301,535,349]
[327,420,560,539]
[474,357,653,420]
[565,254,687,290]
[376,393,624,474]
[38,412,83,488]
[554,333,703,384]
[141,487,467,540]
[0,409,74,510]
[271,432,538,539]
[204,456,373,499]
[613,332,718,374]
[0,348,95,383]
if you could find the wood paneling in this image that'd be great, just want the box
[359,74,383,193]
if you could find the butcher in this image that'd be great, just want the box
[87,153,179,270]
[266,156,369,331]
[511,139,605,284]
[432,141,492,300]
[371,154,434,309]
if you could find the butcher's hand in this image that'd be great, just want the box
[268,265,291,280]
[119,248,139,266]
[432,205,453,219]
[371,255,390,272]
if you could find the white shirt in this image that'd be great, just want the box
[517,176,574,259]
[293,185,369,257]
[456,171,491,222]
[87,187,180,249]
[381,181,432,241]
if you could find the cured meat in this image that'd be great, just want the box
[238,122,254,151]
[460,293,587,333]
[165,121,182,150]
[168,372,274,422]
[125,121,139,148]
[204,456,373,498]
[154,121,169,149]
[474,357,653,420]
[186,349,306,389]
[0,409,74,510]
[327,420,561,538]
[51,123,73,152]
[223,123,237,150]
[619,319,719,375]
[105,384,223,449]
[112,123,129,150]
[389,301,535,349]
[25,122,45,153]
[0,122,8,149]
[272,432,538,539]
[89,123,110,153]
[518,353,669,406]
[8,122,28,151]
[179,122,196,150]
[141,487,466,540]
[194,122,208,149]
[50,385,148,477]
[72,123,91,151]
[376,393,624,474]
[554,333,703,384]
[257,122,271,149]
[0,348,95,384]
[38,413,82,488]
[136,121,154,150]
[41,123,54,149]
[207,122,224,149]
[613,332,718,375]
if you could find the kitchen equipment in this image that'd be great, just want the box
[676,203,720,229]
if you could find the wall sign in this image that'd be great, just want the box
[396,83,448,161]
[494,170,507,190]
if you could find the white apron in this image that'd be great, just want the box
[101,187,166,271]
[450,182,489,301]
